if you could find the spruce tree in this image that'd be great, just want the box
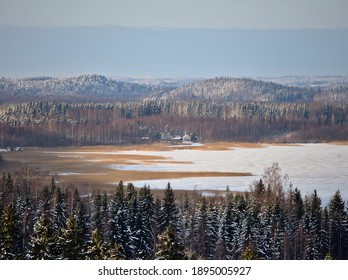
[108,181,133,259]
[134,185,155,259]
[180,192,195,253]
[257,205,273,260]
[28,213,59,259]
[304,190,322,260]
[153,196,162,243]
[0,204,21,259]
[59,215,84,259]
[206,202,220,259]
[72,188,90,251]
[51,186,67,236]
[194,196,209,258]
[159,183,180,234]
[328,190,345,259]
[86,228,109,260]
[156,224,187,260]
[91,192,103,233]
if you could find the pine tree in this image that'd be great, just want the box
[0,204,21,259]
[159,183,180,234]
[241,245,258,260]
[304,190,322,260]
[218,197,239,259]
[126,183,138,248]
[134,185,155,259]
[288,187,305,259]
[180,192,195,253]
[1,173,14,209]
[194,196,209,258]
[59,215,84,259]
[233,194,248,259]
[153,196,162,243]
[321,207,331,258]
[108,181,133,259]
[328,190,345,259]
[86,228,109,260]
[206,202,220,259]
[270,202,285,260]
[28,213,59,259]
[72,188,90,250]
[91,192,103,233]
[257,207,272,259]
[251,179,266,212]
[51,186,67,236]
[156,224,187,260]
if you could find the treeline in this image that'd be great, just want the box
[0,163,347,260]
[0,75,161,100]
[2,76,348,103]
[162,77,317,102]
[1,99,347,146]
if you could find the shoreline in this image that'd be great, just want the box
[1,141,347,194]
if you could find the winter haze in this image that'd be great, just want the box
[0,0,348,77]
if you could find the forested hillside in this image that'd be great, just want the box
[0,75,348,146]
[2,75,348,103]
[161,77,315,102]
[0,99,347,146]
[0,164,347,260]
[0,75,163,103]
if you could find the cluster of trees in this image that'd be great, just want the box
[0,163,347,260]
[0,75,161,101]
[0,99,347,146]
[1,76,347,146]
[162,77,316,102]
[2,76,347,103]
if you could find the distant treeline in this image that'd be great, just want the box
[0,163,347,260]
[0,99,347,146]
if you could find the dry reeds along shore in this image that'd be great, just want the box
[1,142,254,192]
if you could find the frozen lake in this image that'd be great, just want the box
[110,143,348,205]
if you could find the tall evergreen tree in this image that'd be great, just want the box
[91,192,103,233]
[286,187,304,260]
[304,190,322,260]
[153,196,162,243]
[328,190,345,259]
[159,183,180,234]
[108,181,134,259]
[194,196,209,258]
[28,213,59,260]
[257,205,273,260]
[206,202,220,259]
[0,204,22,259]
[180,192,196,253]
[86,228,109,260]
[59,215,84,260]
[72,189,90,253]
[134,185,155,259]
[156,224,187,260]
[51,186,67,236]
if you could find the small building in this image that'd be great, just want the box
[172,135,183,142]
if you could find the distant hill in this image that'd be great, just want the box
[1,75,348,104]
[0,74,162,102]
[160,77,317,102]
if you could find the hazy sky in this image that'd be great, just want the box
[1,0,348,29]
[1,1,347,77]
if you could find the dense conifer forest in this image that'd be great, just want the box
[1,75,347,146]
[0,163,347,260]
[0,99,347,146]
